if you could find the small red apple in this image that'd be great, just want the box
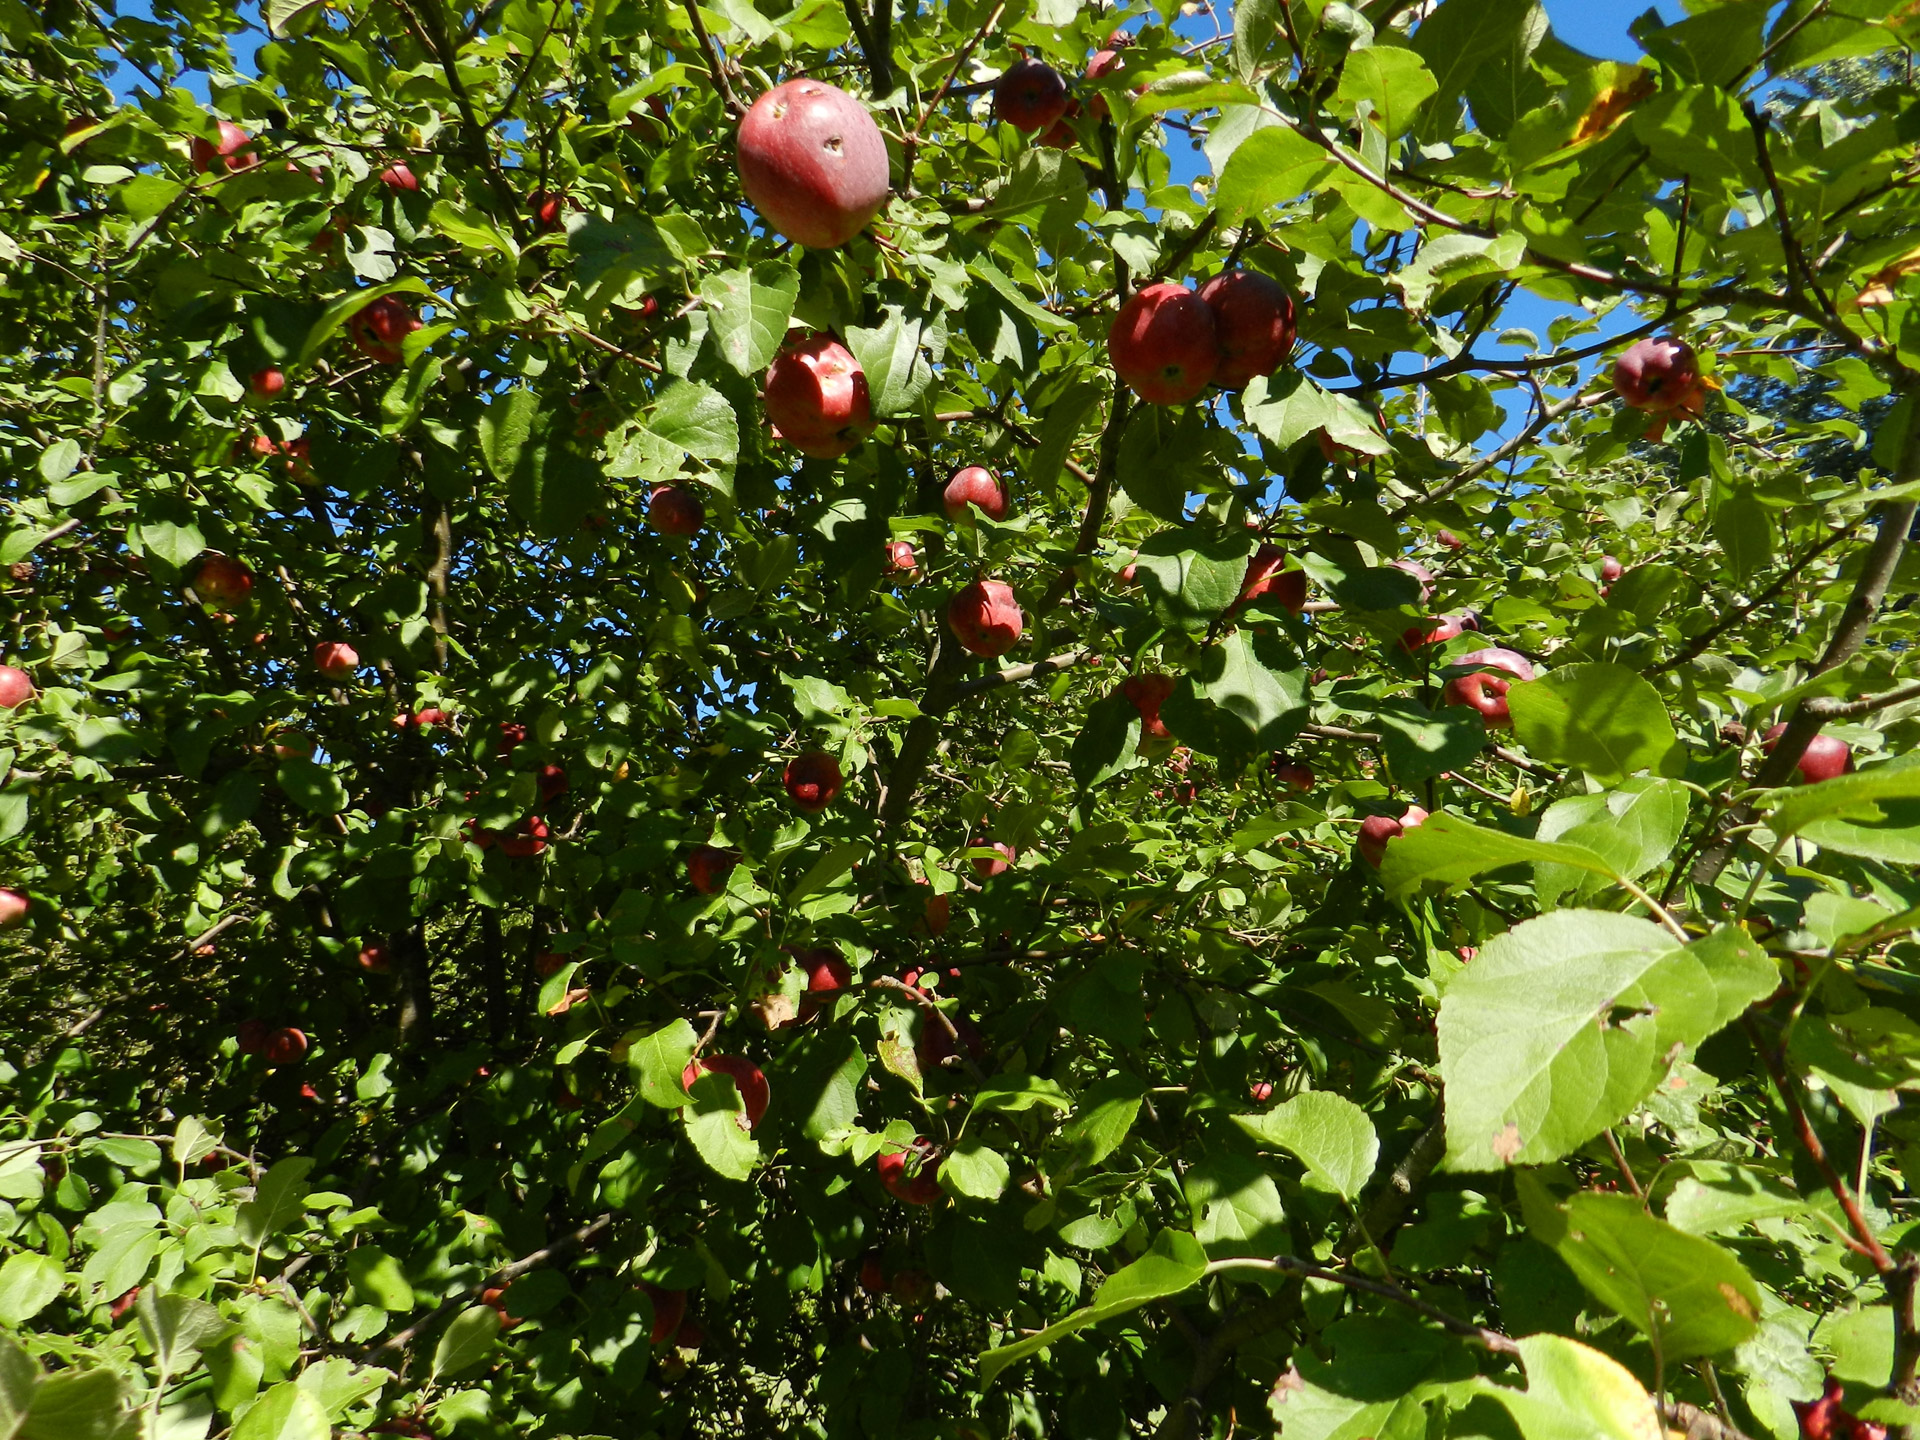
[1600,555,1625,584]
[1085,48,1127,118]
[922,887,951,936]
[943,466,1009,523]
[948,580,1023,658]
[1108,283,1219,405]
[890,1269,935,1307]
[1234,544,1307,615]
[498,815,549,858]
[736,80,890,249]
[529,190,567,232]
[1613,337,1700,412]
[1120,672,1177,753]
[783,752,844,813]
[247,367,286,402]
[537,764,568,803]
[687,844,737,895]
[1317,430,1366,467]
[1249,1080,1274,1103]
[1358,806,1429,868]
[497,722,528,756]
[641,1284,688,1345]
[972,841,1016,880]
[479,1286,523,1331]
[348,296,422,365]
[993,58,1071,134]
[378,162,419,191]
[313,641,359,680]
[1762,724,1853,784]
[800,946,853,996]
[1197,270,1296,390]
[682,1053,770,1131]
[647,484,705,536]
[0,666,33,710]
[1440,648,1537,729]
[764,334,873,458]
[262,1026,308,1065]
[1268,754,1314,791]
[1400,616,1465,652]
[1036,97,1082,149]
[876,1136,943,1204]
[190,119,258,174]
[357,943,390,973]
[194,555,254,609]
[0,889,28,929]
[1435,529,1464,551]
[886,540,919,576]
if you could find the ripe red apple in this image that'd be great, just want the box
[641,1284,688,1345]
[529,190,567,232]
[1120,672,1177,754]
[1085,48,1127,118]
[1268,754,1314,791]
[497,722,528,756]
[190,119,258,174]
[378,162,418,191]
[1390,558,1435,599]
[800,947,853,996]
[479,1286,523,1331]
[1435,529,1464,551]
[943,466,1009,523]
[194,555,254,609]
[736,80,890,250]
[499,815,549,858]
[1197,271,1296,390]
[922,887,951,935]
[1249,1080,1274,1103]
[687,844,737,895]
[313,641,358,680]
[537,764,568,803]
[948,580,1023,658]
[886,540,919,576]
[764,334,873,458]
[1762,723,1853,783]
[1358,805,1429,868]
[1235,544,1308,615]
[1600,555,1625,584]
[357,942,390,973]
[1440,648,1537,729]
[400,706,450,731]
[877,1136,943,1204]
[1036,97,1082,149]
[682,1054,770,1131]
[993,58,1071,133]
[262,1027,308,1065]
[0,666,33,710]
[247,367,285,402]
[647,484,705,536]
[0,889,27,929]
[348,296,422,365]
[783,752,843,813]
[972,841,1016,880]
[1108,283,1220,405]
[1612,337,1700,412]
[1400,615,1464,652]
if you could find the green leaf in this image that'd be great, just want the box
[1372,699,1487,786]
[1215,125,1337,222]
[1115,403,1208,523]
[1438,915,1775,1170]
[1167,631,1310,757]
[236,1156,315,1249]
[1069,692,1141,791]
[1552,1193,1762,1360]
[0,1336,38,1440]
[1379,810,1622,901]
[977,1229,1208,1389]
[429,1308,500,1383]
[1395,232,1526,314]
[1055,1073,1146,1176]
[1242,370,1389,455]
[1487,1334,1659,1440]
[1765,753,1920,844]
[293,1357,392,1421]
[0,1254,63,1327]
[1131,527,1252,632]
[1233,1091,1377,1200]
[568,216,677,288]
[509,441,602,538]
[477,388,542,483]
[275,757,348,815]
[700,261,799,376]
[170,1116,220,1168]
[629,1019,698,1107]
[1184,1153,1287,1256]
[346,1246,414,1311]
[939,1139,1009,1201]
[683,1075,761,1181]
[1713,489,1773,581]
[1506,663,1679,782]
[969,1074,1071,1115]
[845,306,947,417]
[1412,0,1543,127]
[135,1291,227,1381]
[1532,778,1691,908]
[1334,48,1438,139]
[17,1367,128,1440]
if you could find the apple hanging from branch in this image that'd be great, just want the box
[736,80,890,250]
[764,334,873,458]
[1108,283,1219,405]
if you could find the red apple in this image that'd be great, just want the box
[348,296,421,365]
[1763,723,1853,784]
[247,368,286,402]
[1036,97,1082,149]
[993,58,1071,133]
[764,334,873,458]
[943,466,1009,523]
[479,1286,522,1331]
[1085,48,1127,119]
[1249,1080,1274,1103]
[641,1284,688,1345]
[687,844,736,895]
[497,722,528,756]
[1235,544,1307,615]
[647,484,704,536]
[1268,754,1314,791]
[1390,558,1435,599]
[0,666,33,710]
[262,1027,308,1065]
[537,764,568,803]
[0,889,27,928]
[190,119,258,174]
[535,951,567,978]
[1358,805,1429,868]
[972,841,1016,880]
[682,1053,770,1131]
[886,540,919,576]
[1400,616,1464,652]
[1197,270,1296,390]
[1120,672,1177,753]
[1600,555,1625,584]
[1108,283,1219,405]
[498,815,549,858]
[194,555,254,609]
[1440,648,1537,729]
[401,706,450,730]
[357,942,390,973]
[378,162,418,191]
[948,580,1023,658]
[1612,337,1700,412]
[876,1136,943,1204]
[736,80,890,250]
[1435,529,1464,551]
[529,190,567,232]
[783,752,843,813]
[922,887,951,935]
[800,946,853,995]
[313,641,358,681]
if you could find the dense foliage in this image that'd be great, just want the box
[4,0,1920,1437]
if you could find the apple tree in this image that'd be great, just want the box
[4,0,1920,1437]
